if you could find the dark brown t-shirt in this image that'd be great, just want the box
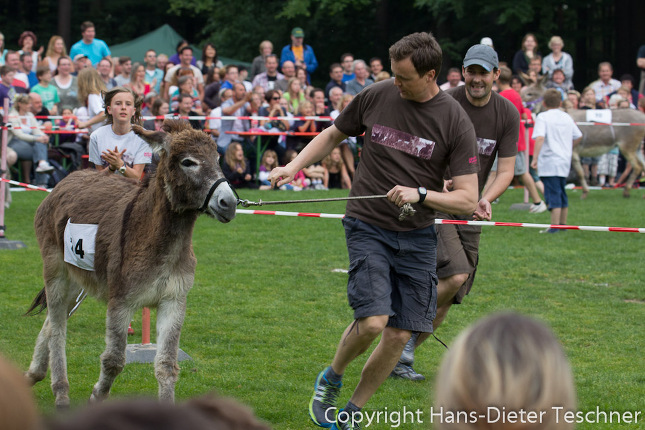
[446,86,519,193]
[334,80,479,231]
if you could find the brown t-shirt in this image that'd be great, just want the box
[446,86,519,193]
[334,80,479,231]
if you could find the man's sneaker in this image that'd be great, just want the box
[529,201,547,214]
[399,335,416,366]
[540,228,560,234]
[35,161,54,173]
[390,363,425,381]
[331,409,361,430]
[310,369,342,428]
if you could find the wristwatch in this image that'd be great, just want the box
[118,161,126,175]
[418,186,427,204]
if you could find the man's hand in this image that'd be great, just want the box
[387,185,420,207]
[473,198,492,221]
[530,158,538,170]
[269,165,296,188]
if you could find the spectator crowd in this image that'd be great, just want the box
[0,24,644,192]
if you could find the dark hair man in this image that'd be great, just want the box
[270,32,479,430]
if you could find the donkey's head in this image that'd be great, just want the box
[520,72,550,114]
[133,120,237,223]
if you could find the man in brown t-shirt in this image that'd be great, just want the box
[270,32,479,430]
[392,45,521,381]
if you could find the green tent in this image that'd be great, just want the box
[109,24,248,67]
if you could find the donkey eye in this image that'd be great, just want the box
[181,159,198,167]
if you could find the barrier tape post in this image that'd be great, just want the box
[142,307,151,345]
[0,98,7,237]
[0,98,26,249]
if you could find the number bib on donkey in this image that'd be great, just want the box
[64,219,98,271]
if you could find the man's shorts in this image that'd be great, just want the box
[540,176,568,209]
[491,152,527,176]
[514,150,528,176]
[436,213,481,304]
[580,156,600,166]
[343,216,438,333]
[597,152,618,176]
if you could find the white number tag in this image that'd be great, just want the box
[63,219,98,271]
[586,109,612,124]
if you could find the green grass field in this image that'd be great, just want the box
[0,186,643,429]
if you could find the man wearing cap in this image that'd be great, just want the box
[72,54,91,75]
[279,27,318,79]
[69,21,112,67]
[391,44,520,381]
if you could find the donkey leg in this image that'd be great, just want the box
[155,297,187,402]
[46,292,72,408]
[90,301,134,402]
[620,148,644,198]
[25,316,51,385]
[571,152,588,199]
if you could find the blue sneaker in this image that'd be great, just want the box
[310,368,342,428]
[331,408,361,430]
[390,362,426,381]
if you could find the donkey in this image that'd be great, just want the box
[520,80,645,198]
[25,120,237,408]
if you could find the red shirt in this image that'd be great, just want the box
[499,88,526,152]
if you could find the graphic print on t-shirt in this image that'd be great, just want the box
[477,137,497,156]
[371,124,435,160]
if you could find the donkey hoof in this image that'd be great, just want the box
[580,192,588,200]
[24,371,44,386]
[55,396,70,410]
[622,191,631,198]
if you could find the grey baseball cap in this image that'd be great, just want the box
[463,44,499,72]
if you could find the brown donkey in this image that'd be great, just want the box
[25,120,237,408]
[520,78,645,198]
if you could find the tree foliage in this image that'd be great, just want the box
[0,0,643,90]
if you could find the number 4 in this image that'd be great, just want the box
[75,239,85,259]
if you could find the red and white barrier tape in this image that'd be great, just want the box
[237,209,645,233]
[2,182,642,233]
[237,209,344,219]
[1,178,51,192]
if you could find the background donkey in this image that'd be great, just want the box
[25,120,237,408]
[520,80,645,198]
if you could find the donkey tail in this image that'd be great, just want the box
[25,288,47,316]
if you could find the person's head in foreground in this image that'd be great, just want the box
[46,393,271,430]
[434,313,576,430]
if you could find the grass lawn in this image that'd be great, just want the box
[0,186,643,429]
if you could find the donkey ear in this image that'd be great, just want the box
[132,124,170,154]
[539,73,550,87]
[519,72,530,85]
[161,119,193,134]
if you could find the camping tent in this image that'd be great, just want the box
[109,24,249,67]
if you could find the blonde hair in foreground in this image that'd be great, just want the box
[434,313,576,430]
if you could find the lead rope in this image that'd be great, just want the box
[237,195,417,221]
